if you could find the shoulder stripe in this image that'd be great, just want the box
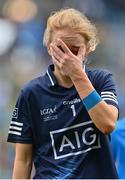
[101,94,117,101]
[101,91,116,97]
[9,126,22,131]
[8,130,21,136]
[10,121,23,126]
[102,98,118,104]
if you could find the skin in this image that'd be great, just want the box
[12,28,118,179]
[12,143,33,179]
[48,28,88,88]
[48,28,118,134]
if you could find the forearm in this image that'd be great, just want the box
[12,158,32,179]
[87,101,117,133]
[12,143,33,179]
[71,70,117,134]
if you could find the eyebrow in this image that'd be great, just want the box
[61,36,77,40]
[62,37,82,44]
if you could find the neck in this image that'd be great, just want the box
[53,66,73,88]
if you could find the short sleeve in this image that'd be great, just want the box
[7,90,33,144]
[99,72,118,109]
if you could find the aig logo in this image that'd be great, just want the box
[40,106,57,116]
[50,121,101,159]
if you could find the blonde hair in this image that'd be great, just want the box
[43,8,99,52]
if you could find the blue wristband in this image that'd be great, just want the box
[82,90,102,111]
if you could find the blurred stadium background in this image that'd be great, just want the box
[0,0,125,178]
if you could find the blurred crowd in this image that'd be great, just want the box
[0,0,125,178]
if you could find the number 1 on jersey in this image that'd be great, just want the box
[70,104,76,117]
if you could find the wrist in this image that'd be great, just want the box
[70,69,87,82]
[82,90,102,111]
[71,71,95,99]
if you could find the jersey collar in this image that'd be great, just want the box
[46,64,58,87]
[46,64,86,87]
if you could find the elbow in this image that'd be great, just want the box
[101,121,116,134]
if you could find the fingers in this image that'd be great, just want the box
[53,57,61,68]
[51,53,61,69]
[77,45,85,59]
[50,43,64,59]
[50,46,62,68]
[56,38,71,54]
[50,47,62,62]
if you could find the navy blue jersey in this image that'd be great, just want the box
[7,65,119,179]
